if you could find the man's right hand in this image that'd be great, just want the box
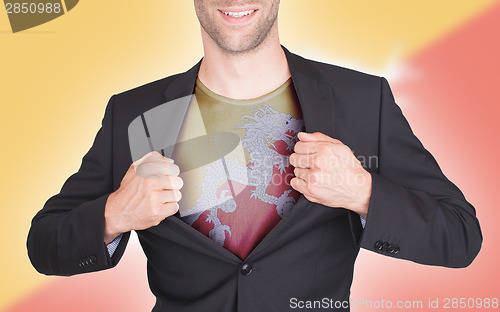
[103,151,183,244]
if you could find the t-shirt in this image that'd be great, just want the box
[173,77,304,260]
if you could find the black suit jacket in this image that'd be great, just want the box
[27,47,482,312]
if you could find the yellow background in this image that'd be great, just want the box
[1,1,499,310]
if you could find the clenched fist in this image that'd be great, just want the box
[104,151,183,244]
[289,132,372,218]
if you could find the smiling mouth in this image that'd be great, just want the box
[219,9,257,18]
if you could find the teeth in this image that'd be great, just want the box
[222,10,255,18]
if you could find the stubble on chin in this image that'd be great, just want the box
[195,1,280,55]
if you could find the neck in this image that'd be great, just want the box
[198,26,290,100]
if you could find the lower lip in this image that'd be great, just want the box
[218,10,258,24]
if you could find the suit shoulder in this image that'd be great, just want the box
[292,52,381,86]
[112,73,182,103]
[104,71,191,125]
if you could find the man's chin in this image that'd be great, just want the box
[216,36,266,55]
[220,45,259,55]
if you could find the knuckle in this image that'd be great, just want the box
[135,164,150,178]
[293,143,302,153]
[319,143,332,154]
[146,151,162,163]
[312,156,321,168]
[174,176,184,189]
[173,190,182,202]
[305,194,318,203]
[153,216,163,226]
[292,155,300,167]
[166,202,179,215]
[137,162,150,171]
[166,163,180,176]
[172,164,180,175]
[340,145,352,156]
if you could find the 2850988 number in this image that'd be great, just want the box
[443,298,498,309]
[5,2,62,14]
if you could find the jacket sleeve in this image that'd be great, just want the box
[357,77,482,268]
[27,95,130,276]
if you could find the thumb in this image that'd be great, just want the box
[298,132,341,143]
[134,151,173,167]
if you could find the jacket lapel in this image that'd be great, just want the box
[163,60,201,102]
[283,46,337,137]
[155,47,338,262]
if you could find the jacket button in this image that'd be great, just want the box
[387,244,395,254]
[387,244,400,254]
[89,256,97,265]
[374,241,383,251]
[240,263,253,276]
[392,245,400,254]
[79,259,87,268]
[381,242,389,252]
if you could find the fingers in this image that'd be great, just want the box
[128,151,176,181]
[135,160,180,178]
[134,151,174,167]
[294,140,344,155]
[294,167,323,186]
[294,167,311,181]
[290,177,318,202]
[142,175,183,192]
[134,151,161,166]
[298,132,342,144]
[158,189,182,203]
[290,153,316,169]
[140,152,174,165]
[290,177,306,192]
[293,141,317,155]
[160,176,184,190]
[162,202,180,216]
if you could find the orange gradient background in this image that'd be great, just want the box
[1,1,499,311]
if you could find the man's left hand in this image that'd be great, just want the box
[289,132,372,219]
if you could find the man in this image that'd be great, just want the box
[27,1,482,311]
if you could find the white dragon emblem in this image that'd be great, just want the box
[183,104,304,246]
